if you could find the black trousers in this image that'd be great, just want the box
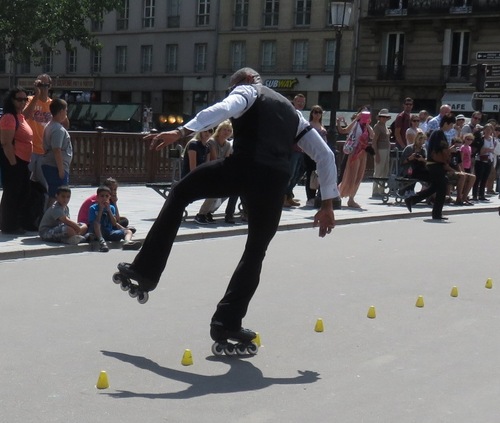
[0,149,30,232]
[409,163,447,219]
[472,160,492,199]
[131,155,289,330]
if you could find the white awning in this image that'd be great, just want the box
[441,92,474,113]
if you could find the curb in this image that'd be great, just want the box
[1,205,496,262]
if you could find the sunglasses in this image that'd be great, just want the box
[405,103,413,106]
[37,83,51,88]
[412,119,419,122]
[312,110,322,114]
[14,97,28,102]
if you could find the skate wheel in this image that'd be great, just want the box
[128,287,138,298]
[120,282,130,291]
[137,291,149,304]
[112,272,122,284]
[235,343,247,355]
[224,343,236,356]
[246,342,258,355]
[211,342,225,356]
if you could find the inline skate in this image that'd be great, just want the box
[210,325,258,356]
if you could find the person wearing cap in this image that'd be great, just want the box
[454,114,466,139]
[372,109,392,197]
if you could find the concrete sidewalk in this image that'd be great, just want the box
[1,181,498,260]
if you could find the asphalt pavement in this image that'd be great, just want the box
[0,180,499,261]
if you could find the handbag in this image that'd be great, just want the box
[343,129,358,155]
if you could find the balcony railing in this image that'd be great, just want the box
[368,0,500,17]
[442,64,471,83]
[378,65,406,80]
[69,131,182,185]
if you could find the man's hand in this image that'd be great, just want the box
[143,130,180,151]
[313,199,336,238]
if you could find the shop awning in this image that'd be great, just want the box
[67,103,142,131]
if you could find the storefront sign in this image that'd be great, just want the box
[264,78,299,89]
[17,77,95,90]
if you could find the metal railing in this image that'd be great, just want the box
[367,0,500,16]
[69,131,182,185]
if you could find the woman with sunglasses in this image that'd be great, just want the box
[181,128,212,179]
[0,87,34,234]
[405,114,422,146]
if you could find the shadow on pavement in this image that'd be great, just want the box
[101,350,320,399]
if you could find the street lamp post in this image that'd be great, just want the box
[329,1,353,147]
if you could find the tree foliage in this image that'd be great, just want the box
[0,0,122,64]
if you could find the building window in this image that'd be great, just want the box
[166,44,178,72]
[116,46,127,73]
[167,0,181,27]
[19,56,30,74]
[197,0,210,26]
[231,41,246,71]
[449,30,470,79]
[143,0,155,28]
[261,41,276,72]
[0,49,6,73]
[193,91,209,114]
[66,49,77,73]
[295,0,311,26]
[91,16,103,32]
[324,39,335,71]
[91,49,102,73]
[117,0,129,30]
[293,40,308,71]
[42,50,53,73]
[141,45,153,73]
[234,0,248,28]
[263,0,279,27]
[195,43,208,72]
[379,32,405,80]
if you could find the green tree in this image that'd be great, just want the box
[0,0,122,67]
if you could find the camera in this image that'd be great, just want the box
[415,153,421,158]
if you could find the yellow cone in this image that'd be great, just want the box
[415,295,424,308]
[314,318,324,332]
[367,306,376,319]
[96,370,109,389]
[252,332,262,347]
[450,286,458,297]
[181,349,193,366]
[485,278,493,289]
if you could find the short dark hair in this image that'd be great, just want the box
[440,113,456,127]
[56,185,71,195]
[49,98,67,116]
[96,185,111,195]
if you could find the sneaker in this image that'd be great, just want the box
[122,240,142,250]
[306,199,315,207]
[83,233,97,243]
[63,235,85,245]
[206,213,216,224]
[194,214,208,224]
[99,240,109,253]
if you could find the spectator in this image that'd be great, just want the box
[0,87,33,235]
[338,108,374,208]
[399,131,429,197]
[39,186,88,244]
[426,104,452,141]
[372,108,392,197]
[306,105,327,205]
[418,110,430,134]
[472,124,495,201]
[394,97,413,149]
[449,138,475,205]
[77,177,133,230]
[23,74,69,188]
[181,129,212,179]
[40,98,73,208]
[88,185,141,252]
[405,114,422,145]
[283,94,307,207]
[194,120,236,224]
[405,113,457,220]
